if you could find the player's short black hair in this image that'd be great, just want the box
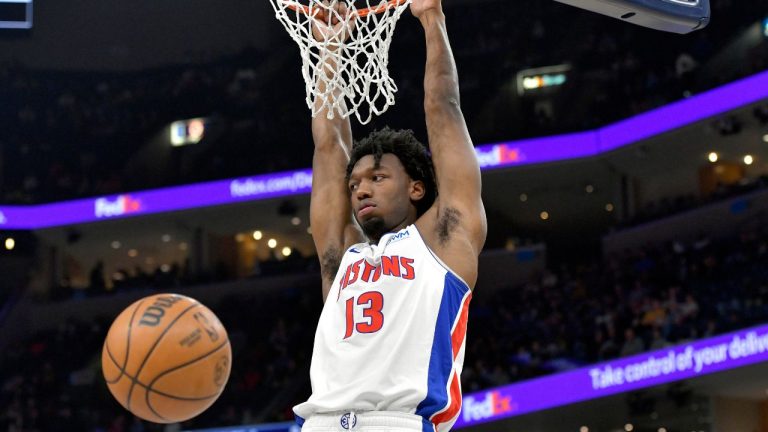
[346,127,437,217]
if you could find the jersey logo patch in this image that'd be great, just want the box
[340,412,357,430]
[384,229,411,247]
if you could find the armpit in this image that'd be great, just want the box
[321,247,343,283]
[437,207,461,246]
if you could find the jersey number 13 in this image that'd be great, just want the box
[344,291,384,339]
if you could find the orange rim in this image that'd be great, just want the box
[282,0,409,17]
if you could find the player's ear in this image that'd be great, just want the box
[409,180,426,202]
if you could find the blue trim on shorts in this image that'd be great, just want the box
[421,417,435,432]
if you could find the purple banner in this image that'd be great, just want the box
[1,70,767,229]
[598,70,768,152]
[454,324,768,428]
[476,131,599,169]
[0,170,313,229]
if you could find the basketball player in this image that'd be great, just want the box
[294,0,486,430]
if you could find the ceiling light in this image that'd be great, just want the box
[128,249,138,258]
[161,234,171,242]
[253,230,263,240]
[282,247,292,257]
[606,203,615,212]
[585,184,595,194]
[624,424,634,432]
[4,238,14,251]
[580,427,589,432]
[762,134,768,143]
[291,217,302,226]
[744,155,754,165]
[520,193,528,202]
[111,241,121,249]
[540,211,550,221]
[658,428,667,432]
[708,152,719,163]
[268,239,278,249]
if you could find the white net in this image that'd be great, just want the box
[269,0,412,124]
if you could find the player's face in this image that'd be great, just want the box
[348,154,424,240]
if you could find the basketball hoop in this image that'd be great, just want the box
[269,0,412,124]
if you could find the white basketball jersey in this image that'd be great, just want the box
[294,225,472,432]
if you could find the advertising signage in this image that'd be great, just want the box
[0,170,313,229]
[188,325,768,430]
[454,323,768,428]
[1,70,767,229]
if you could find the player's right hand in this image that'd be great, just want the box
[411,0,443,20]
[311,0,356,44]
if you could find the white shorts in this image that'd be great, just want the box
[301,411,425,432]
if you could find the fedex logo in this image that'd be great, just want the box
[475,145,526,168]
[95,195,143,218]
[497,144,525,164]
[475,147,501,168]
[462,391,516,422]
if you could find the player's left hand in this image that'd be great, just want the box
[410,0,443,20]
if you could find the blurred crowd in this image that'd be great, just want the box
[622,174,768,228]
[1,0,765,204]
[462,225,768,391]
[0,283,321,432]
[2,0,768,430]
[0,47,299,204]
[2,215,768,430]
[49,251,319,302]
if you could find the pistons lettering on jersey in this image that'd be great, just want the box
[339,255,415,291]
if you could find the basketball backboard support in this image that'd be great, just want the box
[554,0,710,34]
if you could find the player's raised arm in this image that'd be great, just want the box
[412,1,487,253]
[309,4,364,301]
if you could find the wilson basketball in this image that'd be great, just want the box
[101,294,232,424]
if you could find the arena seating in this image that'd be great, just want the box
[1,0,767,430]
[2,217,768,430]
[462,224,768,391]
[0,0,763,205]
[0,281,322,431]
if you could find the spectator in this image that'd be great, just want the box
[620,328,645,357]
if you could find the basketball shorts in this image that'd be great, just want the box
[301,411,424,432]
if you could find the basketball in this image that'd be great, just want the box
[101,294,232,424]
